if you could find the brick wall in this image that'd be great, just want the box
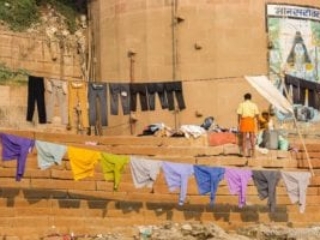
[0,27,83,132]
[0,29,82,80]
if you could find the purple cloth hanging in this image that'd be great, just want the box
[0,133,35,181]
[162,162,194,205]
[224,168,252,208]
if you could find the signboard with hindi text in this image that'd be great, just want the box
[266,4,320,122]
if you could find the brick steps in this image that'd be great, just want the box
[0,130,319,238]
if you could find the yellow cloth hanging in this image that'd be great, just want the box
[100,152,129,190]
[67,146,101,180]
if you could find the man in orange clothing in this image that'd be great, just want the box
[237,93,259,157]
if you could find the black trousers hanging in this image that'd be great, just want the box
[164,81,186,111]
[147,83,169,110]
[26,76,47,124]
[130,83,148,111]
[88,83,108,126]
[109,83,131,115]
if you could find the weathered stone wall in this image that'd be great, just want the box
[0,29,83,81]
[0,25,84,131]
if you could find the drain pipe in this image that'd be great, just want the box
[171,0,178,130]
[128,50,136,135]
[172,0,177,81]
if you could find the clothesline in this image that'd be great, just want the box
[11,72,253,84]
[0,132,312,214]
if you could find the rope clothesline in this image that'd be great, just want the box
[0,130,313,214]
[0,129,314,173]
[0,65,254,84]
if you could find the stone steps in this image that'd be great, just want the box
[0,130,319,238]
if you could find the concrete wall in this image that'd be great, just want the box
[98,0,320,135]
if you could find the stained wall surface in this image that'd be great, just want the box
[97,0,320,135]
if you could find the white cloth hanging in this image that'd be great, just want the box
[281,171,311,213]
[245,75,293,114]
[130,156,162,189]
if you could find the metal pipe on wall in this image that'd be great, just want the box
[172,0,177,82]
[128,51,136,135]
[171,0,178,131]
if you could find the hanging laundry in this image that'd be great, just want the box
[285,74,320,110]
[164,81,186,111]
[224,168,252,208]
[109,83,131,115]
[0,133,35,181]
[193,165,225,205]
[67,146,101,181]
[68,82,89,130]
[88,82,108,127]
[46,78,68,125]
[35,140,67,170]
[26,75,47,124]
[130,83,148,111]
[100,152,129,190]
[281,171,311,213]
[162,162,194,205]
[130,156,162,189]
[284,75,301,104]
[252,170,281,212]
[146,83,168,110]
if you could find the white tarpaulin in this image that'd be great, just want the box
[245,75,293,114]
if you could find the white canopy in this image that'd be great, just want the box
[245,75,293,114]
[245,75,314,175]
